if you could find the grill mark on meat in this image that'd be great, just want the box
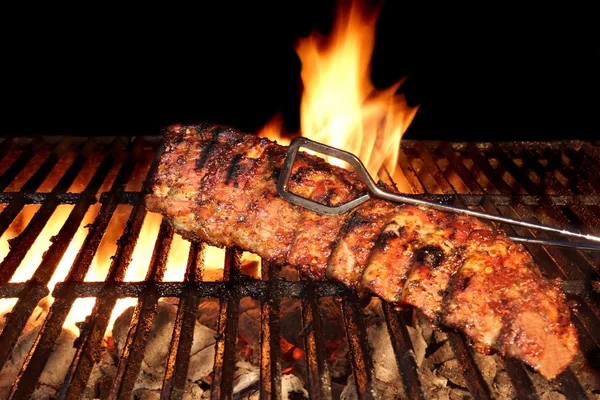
[146,123,579,380]
[452,274,472,292]
[373,227,400,250]
[346,212,373,230]
[414,245,445,268]
[400,212,473,322]
[327,200,399,287]
[361,221,412,302]
[226,153,244,186]
[195,127,222,170]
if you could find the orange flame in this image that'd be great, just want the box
[260,0,418,182]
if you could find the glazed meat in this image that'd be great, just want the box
[145,123,578,380]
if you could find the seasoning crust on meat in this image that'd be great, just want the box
[145,123,579,380]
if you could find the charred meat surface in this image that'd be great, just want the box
[145,123,578,380]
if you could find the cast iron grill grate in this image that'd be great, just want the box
[0,136,598,399]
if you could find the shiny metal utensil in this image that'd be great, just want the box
[277,136,600,251]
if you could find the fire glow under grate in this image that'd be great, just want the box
[0,136,598,399]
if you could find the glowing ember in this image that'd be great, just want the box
[260,0,418,185]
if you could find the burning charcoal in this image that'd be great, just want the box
[231,361,260,396]
[196,299,220,331]
[412,309,434,345]
[200,361,307,400]
[567,353,600,395]
[341,375,406,400]
[0,325,77,399]
[406,325,428,367]
[111,301,216,394]
[433,330,449,344]
[136,390,161,400]
[182,383,206,400]
[82,347,117,399]
[418,366,448,391]
[367,322,401,382]
[281,374,308,399]
[336,322,408,399]
[424,386,452,400]
[418,363,458,399]
[186,322,218,382]
[238,297,262,345]
[426,340,454,366]
[327,338,351,379]
[473,353,497,386]
[438,359,468,389]
[449,387,472,400]
[540,392,567,400]
[362,296,385,319]
[492,370,516,399]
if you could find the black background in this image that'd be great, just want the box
[1,1,597,141]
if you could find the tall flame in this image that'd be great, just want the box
[260,0,418,180]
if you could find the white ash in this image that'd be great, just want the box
[473,352,497,387]
[366,322,401,383]
[425,340,454,366]
[341,375,407,400]
[231,361,260,395]
[338,320,406,399]
[110,301,217,394]
[0,321,77,400]
[406,325,428,368]
[196,362,307,400]
[82,348,118,399]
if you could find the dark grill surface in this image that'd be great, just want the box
[0,136,599,400]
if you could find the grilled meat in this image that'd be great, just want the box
[145,123,578,380]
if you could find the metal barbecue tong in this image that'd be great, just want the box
[277,137,600,251]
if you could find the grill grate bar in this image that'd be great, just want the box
[107,220,174,399]
[19,138,77,193]
[464,143,514,194]
[382,305,425,400]
[161,242,204,400]
[0,137,16,162]
[5,139,142,400]
[61,155,160,399]
[414,142,455,195]
[540,148,596,195]
[397,147,425,193]
[0,138,598,399]
[0,144,116,371]
[0,138,107,284]
[554,368,592,399]
[300,287,332,400]
[437,142,484,194]
[210,248,241,400]
[259,260,282,400]
[0,140,41,191]
[447,332,492,400]
[341,297,375,400]
[504,359,539,400]
[491,144,544,195]
[564,148,600,192]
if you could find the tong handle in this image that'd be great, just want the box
[277,137,600,250]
